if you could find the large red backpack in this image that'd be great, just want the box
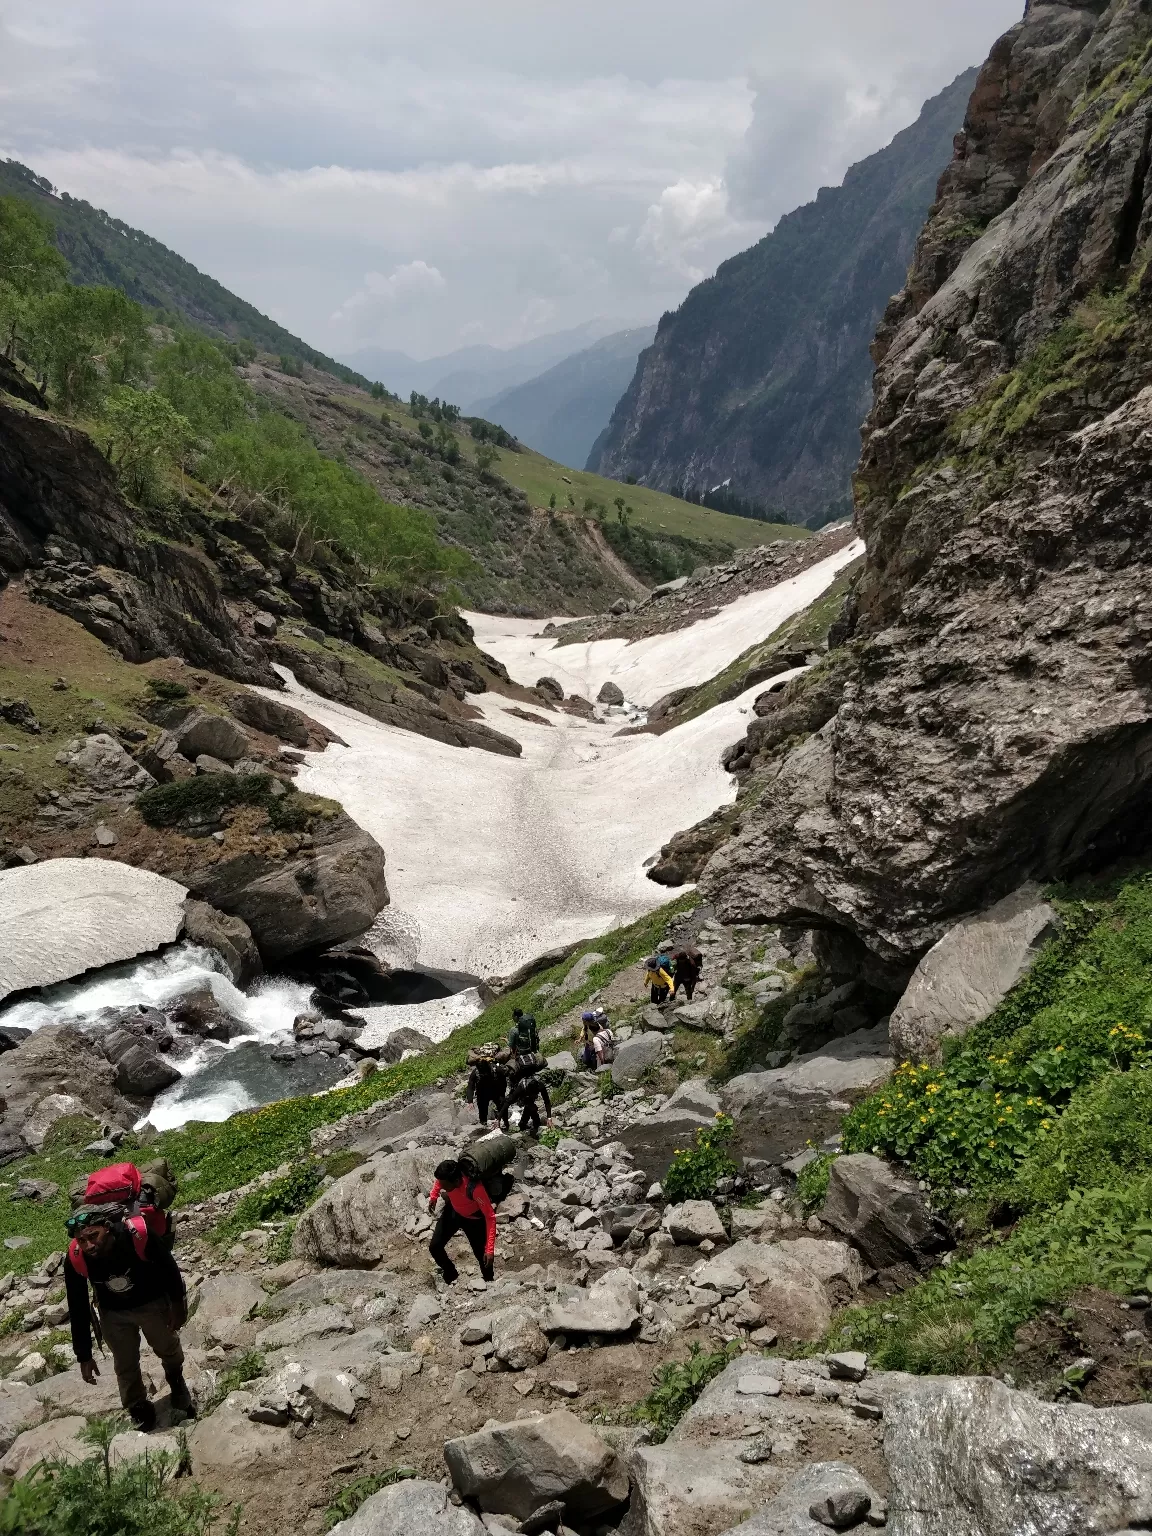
[67,1162,170,1278]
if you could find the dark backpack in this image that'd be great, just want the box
[461,1134,516,1205]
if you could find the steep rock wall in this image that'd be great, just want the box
[700,0,1152,963]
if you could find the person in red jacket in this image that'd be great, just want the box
[427,1159,496,1284]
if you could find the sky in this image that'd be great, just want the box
[0,1,1023,362]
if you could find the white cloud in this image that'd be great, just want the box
[0,0,1025,357]
[332,261,446,328]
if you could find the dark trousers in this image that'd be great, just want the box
[476,1087,506,1127]
[429,1206,488,1281]
[518,1100,542,1136]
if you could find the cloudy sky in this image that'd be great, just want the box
[1,1,1022,361]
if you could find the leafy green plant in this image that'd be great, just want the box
[213,1161,323,1245]
[266,1220,297,1265]
[205,1350,266,1412]
[598,1071,620,1101]
[634,1343,739,1441]
[146,678,190,702]
[99,385,194,504]
[0,1415,237,1534]
[663,1114,738,1203]
[136,772,328,834]
[796,1153,835,1212]
[323,1467,416,1530]
[538,1128,562,1150]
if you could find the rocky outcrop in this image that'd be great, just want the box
[820,1155,949,1272]
[589,73,975,526]
[180,900,262,985]
[292,1144,451,1267]
[443,1411,629,1522]
[0,1025,137,1149]
[700,0,1152,966]
[0,858,188,1004]
[888,883,1060,1062]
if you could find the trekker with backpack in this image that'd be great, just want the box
[673,946,704,1001]
[465,1054,509,1129]
[64,1160,189,1431]
[507,1008,540,1055]
[427,1134,516,1284]
[644,956,674,1005]
[506,1073,552,1137]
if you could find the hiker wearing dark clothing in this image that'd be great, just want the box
[64,1208,190,1431]
[673,947,704,1001]
[507,1074,552,1137]
[428,1159,497,1283]
[466,1059,509,1128]
[507,1008,540,1055]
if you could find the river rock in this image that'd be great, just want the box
[328,1478,487,1536]
[885,1377,1152,1535]
[663,1201,726,1246]
[293,1144,452,1266]
[545,1269,639,1336]
[611,1031,669,1087]
[889,885,1061,1063]
[180,899,262,985]
[491,1307,549,1370]
[0,859,188,1004]
[0,1025,136,1147]
[443,1410,628,1520]
[820,1154,949,1271]
[181,810,389,963]
[102,1034,181,1098]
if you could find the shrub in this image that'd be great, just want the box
[796,1153,835,1211]
[25,284,150,414]
[214,1161,323,1245]
[324,1468,416,1530]
[634,1342,739,1440]
[146,678,190,701]
[1013,1069,1152,1209]
[136,772,319,833]
[206,1350,266,1412]
[663,1114,737,1203]
[0,1416,236,1534]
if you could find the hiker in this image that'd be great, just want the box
[593,1019,617,1066]
[644,955,674,1005]
[507,1073,552,1137]
[64,1206,191,1431]
[578,1009,608,1070]
[466,1054,509,1128]
[673,946,704,1001]
[507,1007,540,1055]
[427,1135,515,1284]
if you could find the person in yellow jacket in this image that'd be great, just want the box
[644,956,674,1005]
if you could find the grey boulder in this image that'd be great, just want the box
[890,884,1060,1063]
[885,1377,1152,1535]
[545,1269,639,1336]
[662,1201,726,1246]
[491,1307,549,1369]
[731,1462,879,1535]
[174,710,252,764]
[820,1154,949,1271]
[443,1410,628,1520]
[597,681,625,705]
[180,899,262,985]
[328,1479,486,1536]
[611,1031,668,1087]
[293,1145,451,1266]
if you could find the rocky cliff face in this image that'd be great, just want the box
[699,0,1152,965]
[590,72,975,527]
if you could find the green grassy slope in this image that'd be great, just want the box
[0,158,368,388]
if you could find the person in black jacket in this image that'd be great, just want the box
[506,1074,552,1137]
[465,1058,509,1128]
[64,1207,191,1431]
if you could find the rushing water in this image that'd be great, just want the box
[0,941,484,1131]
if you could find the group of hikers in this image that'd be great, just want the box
[60,941,707,1428]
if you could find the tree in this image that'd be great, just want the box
[153,332,249,436]
[25,285,149,414]
[0,195,67,356]
[549,492,557,510]
[474,442,498,474]
[99,386,194,504]
[614,496,626,513]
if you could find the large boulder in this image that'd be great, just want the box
[723,1025,893,1118]
[183,811,389,963]
[491,1307,549,1369]
[293,1144,451,1267]
[885,1377,1152,1535]
[0,859,188,1004]
[328,1479,487,1536]
[186,1273,266,1348]
[66,733,155,795]
[180,899,261,984]
[173,710,252,764]
[612,1031,669,1087]
[597,681,625,706]
[731,1462,881,1536]
[443,1410,628,1521]
[187,1391,293,1476]
[889,884,1061,1063]
[227,690,340,749]
[0,1026,137,1147]
[0,1381,44,1457]
[101,1032,182,1098]
[820,1154,949,1271]
[663,1201,726,1246]
[545,1269,639,1336]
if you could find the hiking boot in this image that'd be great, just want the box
[128,1398,156,1432]
[166,1371,195,1419]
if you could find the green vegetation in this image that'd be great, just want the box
[633,1342,740,1441]
[0,157,370,389]
[0,1416,235,1535]
[211,1161,324,1247]
[205,1350,266,1413]
[796,1153,836,1212]
[323,1468,416,1530]
[663,1114,737,1203]
[136,773,335,834]
[826,867,1152,1375]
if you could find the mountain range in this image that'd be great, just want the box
[589,68,978,526]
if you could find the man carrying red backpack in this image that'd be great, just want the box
[63,1162,191,1431]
